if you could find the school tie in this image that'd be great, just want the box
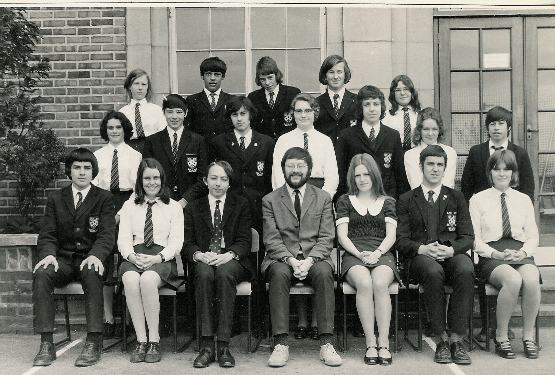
[75,192,83,210]
[491,145,504,152]
[210,93,217,111]
[427,190,434,204]
[402,107,411,150]
[239,136,246,151]
[294,189,301,220]
[501,192,512,238]
[368,126,375,144]
[144,201,155,248]
[110,149,119,192]
[303,132,308,150]
[268,91,275,109]
[209,200,223,253]
[333,93,340,116]
[135,102,145,138]
[172,132,178,165]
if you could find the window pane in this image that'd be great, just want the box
[211,8,245,49]
[482,71,511,111]
[451,114,481,154]
[454,155,467,191]
[538,28,555,68]
[177,52,208,95]
[539,112,555,152]
[287,49,321,93]
[539,154,555,235]
[450,29,479,70]
[482,29,511,69]
[251,7,285,48]
[251,50,286,89]
[538,70,555,111]
[287,8,320,48]
[451,72,479,111]
[214,51,245,94]
[176,8,209,50]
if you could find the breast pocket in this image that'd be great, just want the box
[185,154,198,173]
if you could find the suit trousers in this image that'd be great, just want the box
[193,260,250,342]
[33,257,104,333]
[267,261,335,336]
[409,254,474,336]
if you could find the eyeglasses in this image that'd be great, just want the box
[284,163,308,170]
[293,108,314,114]
[394,88,410,94]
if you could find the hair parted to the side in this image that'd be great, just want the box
[346,153,387,197]
[318,54,352,85]
[413,107,445,145]
[419,144,448,166]
[280,147,313,178]
[225,95,258,122]
[255,56,283,86]
[290,92,320,121]
[356,85,386,122]
[124,68,153,101]
[388,74,421,115]
[134,158,170,204]
[486,149,519,188]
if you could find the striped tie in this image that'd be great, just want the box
[368,126,375,144]
[239,136,246,151]
[209,200,223,253]
[333,93,340,116]
[135,102,145,138]
[110,149,119,192]
[402,107,411,150]
[144,201,156,248]
[172,132,178,165]
[210,93,217,111]
[268,92,275,109]
[501,192,512,238]
[303,132,308,150]
[75,192,83,210]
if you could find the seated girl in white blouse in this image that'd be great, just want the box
[469,149,540,360]
[118,158,184,363]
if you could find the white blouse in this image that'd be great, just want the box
[469,187,539,258]
[93,143,142,191]
[117,197,184,260]
[118,99,167,139]
[404,142,457,189]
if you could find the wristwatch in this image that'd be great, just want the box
[159,253,165,262]
[228,251,240,260]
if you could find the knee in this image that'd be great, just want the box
[268,264,291,285]
[139,272,160,291]
[80,266,103,283]
[195,264,214,285]
[501,274,522,293]
[214,267,235,285]
[421,266,445,285]
[122,272,140,289]
[33,266,56,286]
[372,277,389,293]
[520,267,540,289]
[351,273,372,293]
[311,263,333,283]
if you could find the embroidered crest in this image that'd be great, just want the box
[88,216,99,233]
[283,110,293,127]
[256,161,265,176]
[383,152,392,169]
[186,155,198,172]
[447,211,457,232]
[350,119,357,127]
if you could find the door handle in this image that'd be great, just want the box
[527,124,539,140]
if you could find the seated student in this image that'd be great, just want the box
[118,69,167,153]
[382,74,422,151]
[247,56,301,139]
[336,85,409,199]
[32,148,115,367]
[263,147,342,368]
[93,110,142,339]
[117,158,184,363]
[209,96,274,233]
[396,145,474,365]
[185,56,234,141]
[314,55,357,145]
[143,94,207,207]
[469,150,540,360]
[404,107,457,189]
[183,161,253,369]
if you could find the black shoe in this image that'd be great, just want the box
[494,339,516,359]
[363,346,378,365]
[352,325,365,338]
[475,328,496,343]
[309,327,319,340]
[450,341,471,365]
[193,347,215,368]
[434,340,452,364]
[377,347,392,366]
[33,342,56,366]
[218,346,235,368]
[523,340,539,359]
[103,322,116,340]
[130,342,147,363]
[294,326,307,339]
[145,342,161,363]
[74,341,102,367]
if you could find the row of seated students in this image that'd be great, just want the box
[30,54,539,369]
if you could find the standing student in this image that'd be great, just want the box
[247,56,301,139]
[382,75,422,151]
[93,111,142,339]
[185,56,234,141]
[118,69,167,153]
[314,55,357,145]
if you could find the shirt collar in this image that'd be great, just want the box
[265,84,280,97]
[208,193,226,208]
[108,142,125,152]
[361,120,380,134]
[234,129,252,143]
[491,186,514,197]
[167,126,184,137]
[421,184,442,201]
[327,87,346,102]
[286,183,307,199]
[489,139,509,151]
[130,98,148,106]
[204,88,222,98]
[72,184,91,201]
[294,127,316,136]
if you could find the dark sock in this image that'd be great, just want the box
[319,333,333,346]
[201,336,215,350]
[41,332,53,344]
[217,340,228,350]
[274,333,288,346]
[86,332,102,344]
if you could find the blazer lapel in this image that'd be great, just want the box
[221,194,236,228]
[372,123,387,152]
[75,185,97,221]
[273,86,286,112]
[480,142,490,175]
[280,186,297,220]
[242,131,260,163]
[213,92,227,114]
[199,91,213,112]
[321,91,337,120]
[413,187,430,229]
[161,129,173,162]
[438,186,450,221]
[356,125,375,153]
[299,185,315,222]
[175,129,191,163]
[199,197,212,229]
[336,91,355,120]
[225,132,244,161]
[62,186,76,217]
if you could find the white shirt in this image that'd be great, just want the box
[117,198,184,261]
[271,127,339,198]
[382,106,418,146]
[421,184,442,203]
[285,184,307,207]
[234,129,252,149]
[327,87,346,109]
[204,88,221,106]
[167,126,184,147]
[361,121,381,139]
[265,85,280,105]
[72,185,91,207]
[208,194,226,248]
[404,143,457,189]
[93,143,142,191]
[488,139,509,155]
[469,187,538,258]
[118,99,167,139]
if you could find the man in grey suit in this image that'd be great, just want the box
[262,147,342,368]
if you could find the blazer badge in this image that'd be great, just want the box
[88,216,99,233]
[186,155,198,172]
[446,211,457,232]
[350,119,357,127]
[383,152,392,169]
[283,110,294,127]
[256,161,265,176]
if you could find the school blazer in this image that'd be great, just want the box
[248,85,301,139]
[314,90,357,144]
[37,185,116,264]
[396,185,474,260]
[185,91,234,141]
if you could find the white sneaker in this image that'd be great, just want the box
[268,344,289,367]
[320,343,342,367]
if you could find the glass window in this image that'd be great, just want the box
[482,29,511,69]
[538,28,555,68]
[450,29,479,70]
[451,72,480,111]
[482,71,511,111]
[538,70,555,111]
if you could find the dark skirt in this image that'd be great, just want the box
[104,190,133,285]
[119,244,180,288]
[341,251,401,282]
[478,238,537,281]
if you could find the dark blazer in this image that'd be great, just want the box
[248,85,301,139]
[143,128,207,203]
[336,123,410,199]
[314,90,357,145]
[185,91,234,141]
[208,130,274,230]
[396,185,474,260]
[461,141,535,202]
[183,193,253,274]
[37,184,116,264]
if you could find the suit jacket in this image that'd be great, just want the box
[461,141,535,202]
[336,123,410,199]
[37,184,116,264]
[261,184,335,274]
[314,90,357,145]
[396,185,474,260]
[183,193,253,274]
[143,128,207,203]
[248,85,301,139]
[185,91,234,141]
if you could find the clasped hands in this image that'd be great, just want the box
[129,253,162,270]
[288,257,314,280]
[419,242,454,261]
[196,251,234,267]
[492,248,526,262]
[358,250,382,265]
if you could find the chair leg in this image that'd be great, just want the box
[393,294,399,353]
[342,294,347,352]
[485,296,490,352]
[535,313,539,345]
[122,297,128,352]
[195,311,200,352]
[468,294,474,352]
[173,296,178,353]
[403,288,409,341]
[247,295,252,353]
[417,292,422,352]
[64,297,71,342]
